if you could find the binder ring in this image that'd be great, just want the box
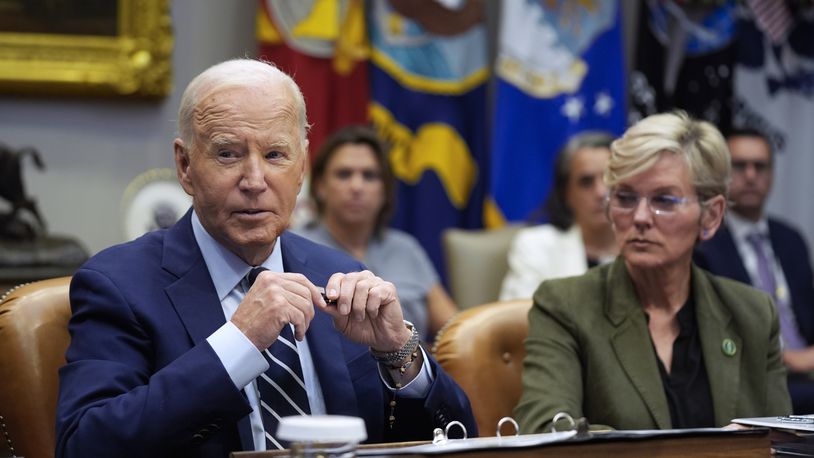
[496,417,519,438]
[445,420,468,440]
[551,412,576,432]
[432,427,447,445]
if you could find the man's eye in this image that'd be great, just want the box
[265,151,282,160]
[217,150,235,158]
[753,162,769,173]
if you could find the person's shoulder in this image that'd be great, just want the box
[380,228,423,250]
[768,217,808,246]
[513,223,577,248]
[515,223,571,239]
[533,262,610,311]
[281,231,362,270]
[81,229,165,272]
[73,230,171,296]
[695,266,774,317]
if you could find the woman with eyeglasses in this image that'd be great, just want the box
[499,132,618,301]
[514,111,791,432]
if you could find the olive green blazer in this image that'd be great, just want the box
[515,258,792,433]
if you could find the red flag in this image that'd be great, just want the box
[257,0,370,160]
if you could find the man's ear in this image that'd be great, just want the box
[296,140,309,190]
[174,139,194,196]
[699,194,726,241]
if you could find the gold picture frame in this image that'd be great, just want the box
[0,0,173,97]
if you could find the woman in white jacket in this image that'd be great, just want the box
[500,132,619,300]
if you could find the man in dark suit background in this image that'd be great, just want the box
[55,59,475,458]
[695,128,814,413]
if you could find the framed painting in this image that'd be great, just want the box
[0,0,172,97]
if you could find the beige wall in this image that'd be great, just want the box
[0,0,257,254]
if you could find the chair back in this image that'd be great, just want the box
[432,299,532,436]
[442,226,521,310]
[0,277,72,458]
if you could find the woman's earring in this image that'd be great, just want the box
[702,229,709,239]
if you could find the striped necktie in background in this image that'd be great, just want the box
[245,267,311,449]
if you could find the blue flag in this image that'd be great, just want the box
[488,0,627,226]
[368,0,489,278]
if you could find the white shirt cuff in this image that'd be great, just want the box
[378,347,433,398]
[207,321,269,389]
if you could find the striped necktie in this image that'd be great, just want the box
[245,267,312,450]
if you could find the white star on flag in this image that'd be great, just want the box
[561,97,584,122]
[594,91,614,116]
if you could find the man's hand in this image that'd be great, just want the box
[230,271,323,351]
[783,347,814,373]
[319,270,412,352]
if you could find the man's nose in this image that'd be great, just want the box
[743,164,759,180]
[240,156,266,191]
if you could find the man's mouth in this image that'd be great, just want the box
[235,209,269,216]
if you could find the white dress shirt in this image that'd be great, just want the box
[191,212,431,450]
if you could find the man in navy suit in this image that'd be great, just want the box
[695,128,814,413]
[55,59,475,458]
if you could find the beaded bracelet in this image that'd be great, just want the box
[369,321,422,429]
[370,320,419,366]
[385,347,420,429]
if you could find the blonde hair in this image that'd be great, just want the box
[177,58,309,151]
[605,111,730,200]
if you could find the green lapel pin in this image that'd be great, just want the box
[722,338,737,356]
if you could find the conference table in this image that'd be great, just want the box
[232,427,777,457]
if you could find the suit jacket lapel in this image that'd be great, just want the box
[692,265,742,426]
[162,209,226,345]
[606,259,672,429]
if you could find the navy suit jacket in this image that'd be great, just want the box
[56,211,475,458]
[694,218,814,343]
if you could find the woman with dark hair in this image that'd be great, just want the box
[296,125,457,340]
[499,132,618,300]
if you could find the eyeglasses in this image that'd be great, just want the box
[606,190,700,216]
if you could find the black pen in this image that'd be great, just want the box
[318,287,338,305]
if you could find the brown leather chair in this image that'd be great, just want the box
[432,299,532,437]
[0,277,72,458]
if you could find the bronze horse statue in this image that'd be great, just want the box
[0,144,46,240]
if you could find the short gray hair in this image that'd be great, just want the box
[606,111,730,200]
[177,58,309,151]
